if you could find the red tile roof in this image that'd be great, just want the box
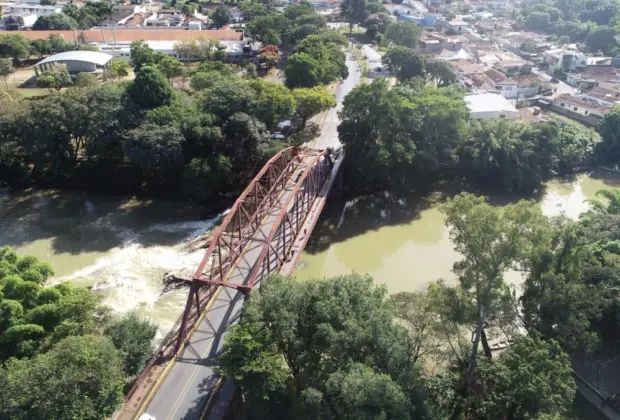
[13,29,243,42]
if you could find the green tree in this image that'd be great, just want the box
[108,59,130,80]
[130,40,154,71]
[218,274,429,419]
[440,193,551,390]
[126,65,174,109]
[293,86,336,125]
[285,52,322,88]
[30,39,51,59]
[201,77,252,120]
[472,335,575,419]
[248,78,296,125]
[181,155,233,201]
[190,71,224,91]
[384,21,422,48]
[180,2,196,17]
[1,335,124,420]
[32,13,79,30]
[247,13,292,45]
[599,104,620,158]
[221,112,270,169]
[212,5,231,28]
[0,34,31,64]
[340,0,367,28]
[585,25,617,55]
[36,65,71,91]
[104,311,157,376]
[425,58,457,87]
[123,123,185,182]
[384,46,425,79]
[0,58,15,89]
[74,72,98,88]
[156,55,183,83]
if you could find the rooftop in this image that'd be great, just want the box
[483,68,511,84]
[464,92,518,114]
[555,93,612,111]
[13,28,244,42]
[36,50,114,66]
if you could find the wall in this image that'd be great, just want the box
[550,103,604,126]
[470,110,519,120]
[63,60,98,73]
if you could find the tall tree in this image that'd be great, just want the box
[292,86,336,125]
[441,193,552,390]
[340,0,367,28]
[284,53,322,88]
[384,21,422,48]
[0,335,124,420]
[218,274,430,419]
[129,40,154,72]
[384,47,425,79]
[126,65,174,110]
[0,58,15,89]
[32,13,78,30]
[212,5,231,28]
[104,311,157,376]
[0,34,31,64]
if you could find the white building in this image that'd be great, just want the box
[464,92,519,120]
[543,48,587,72]
[93,39,245,62]
[34,51,114,75]
[6,4,62,17]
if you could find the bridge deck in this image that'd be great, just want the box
[144,153,316,420]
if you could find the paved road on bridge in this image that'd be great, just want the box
[143,52,361,420]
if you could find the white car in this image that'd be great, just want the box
[138,414,156,420]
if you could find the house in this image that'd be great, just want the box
[95,39,245,62]
[419,33,467,53]
[512,73,541,98]
[3,13,38,30]
[552,93,611,125]
[543,48,587,72]
[145,9,186,27]
[464,92,519,119]
[566,66,620,90]
[6,4,61,17]
[578,86,620,107]
[482,68,518,98]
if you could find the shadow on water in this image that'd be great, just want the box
[305,174,606,256]
[0,187,208,255]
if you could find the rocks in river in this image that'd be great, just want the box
[161,270,194,295]
[187,231,214,251]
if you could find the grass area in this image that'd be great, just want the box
[17,88,51,99]
[549,113,602,142]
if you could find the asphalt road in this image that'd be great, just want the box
[143,52,361,420]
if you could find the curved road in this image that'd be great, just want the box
[142,51,361,420]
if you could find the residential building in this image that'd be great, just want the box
[543,48,587,72]
[566,65,620,90]
[5,4,61,17]
[578,86,620,107]
[552,93,611,125]
[419,33,467,53]
[145,9,185,27]
[482,68,518,98]
[512,73,541,98]
[464,92,519,119]
[4,13,38,30]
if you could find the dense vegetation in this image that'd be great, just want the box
[220,193,589,419]
[0,246,157,419]
[338,77,597,194]
[519,0,620,54]
[0,5,342,203]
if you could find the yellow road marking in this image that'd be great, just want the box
[133,286,224,419]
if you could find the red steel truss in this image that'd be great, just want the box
[175,147,332,351]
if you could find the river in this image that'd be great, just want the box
[0,188,221,342]
[1,170,619,342]
[296,169,620,291]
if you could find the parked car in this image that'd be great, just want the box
[550,78,559,83]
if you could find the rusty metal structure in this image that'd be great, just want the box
[175,147,332,351]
